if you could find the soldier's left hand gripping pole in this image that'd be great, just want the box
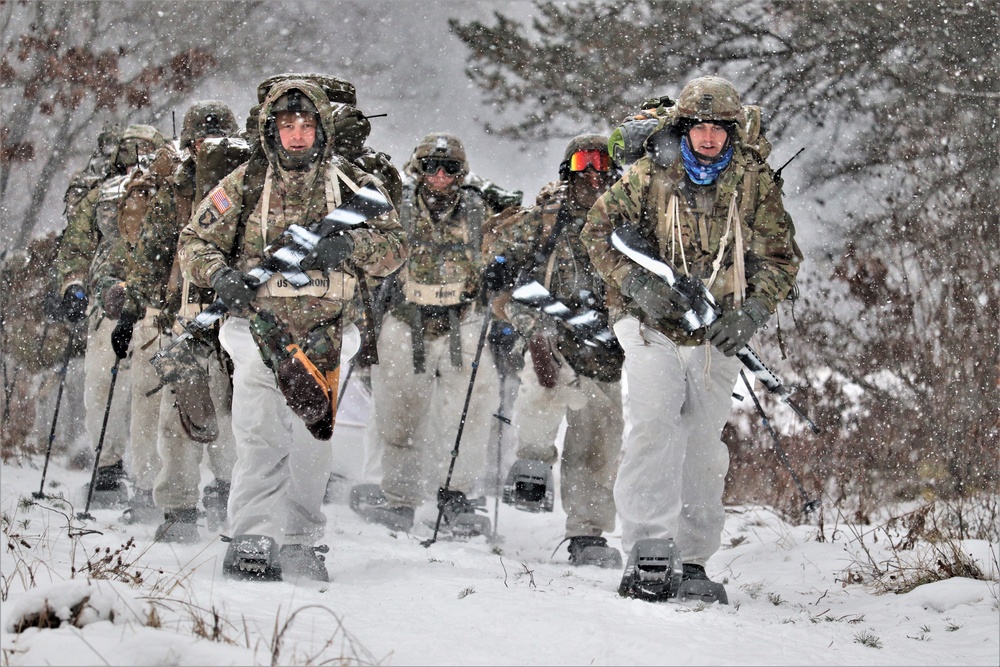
[78,354,122,521]
[34,326,80,500]
[609,224,820,433]
[150,184,394,375]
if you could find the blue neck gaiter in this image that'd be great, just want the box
[681,136,733,185]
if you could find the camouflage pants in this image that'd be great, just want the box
[218,316,330,546]
[612,316,741,564]
[82,311,130,469]
[515,347,622,538]
[152,343,237,512]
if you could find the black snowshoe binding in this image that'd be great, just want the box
[349,483,415,532]
[202,479,230,531]
[84,460,130,509]
[222,534,282,581]
[502,459,554,513]
[154,508,200,544]
[119,488,163,525]
[437,488,491,538]
[618,538,728,604]
[567,536,623,569]
[278,544,330,582]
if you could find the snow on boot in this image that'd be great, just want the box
[676,563,729,605]
[567,536,623,569]
[202,479,230,531]
[438,488,491,538]
[502,459,554,513]
[154,508,200,544]
[279,544,330,582]
[618,538,683,602]
[83,460,129,509]
[222,534,282,581]
[349,483,414,532]
[119,488,163,525]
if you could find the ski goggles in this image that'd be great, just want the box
[419,157,463,175]
[568,149,612,172]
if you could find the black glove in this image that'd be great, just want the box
[706,298,769,357]
[61,285,89,323]
[300,234,354,271]
[482,256,514,292]
[111,312,137,359]
[211,267,256,316]
[620,269,690,321]
[103,282,127,320]
[489,320,524,376]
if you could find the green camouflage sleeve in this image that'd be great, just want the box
[126,182,179,311]
[93,232,130,307]
[55,185,101,294]
[581,159,653,289]
[744,167,802,311]
[177,165,248,287]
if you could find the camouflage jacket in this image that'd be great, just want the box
[385,181,492,338]
[177,79,405,348]
[55,172,133,299]
[581,147,801,345]
[487,183,622,380]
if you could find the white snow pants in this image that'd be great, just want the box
[613,317,741,565]
[370,312,500,508]
[83,311,130,468]
[152,342,237,511]
[218,317,331,546]
[124,313,164,492]
[515,348,622,538]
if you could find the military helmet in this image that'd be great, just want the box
[112,124,166,170]
[405,132,468,178]
[559,133,614,181]
[180,101,239,151]
[270,88,319,116]
[675,76,742,123]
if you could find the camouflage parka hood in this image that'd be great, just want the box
[258,79,339,174]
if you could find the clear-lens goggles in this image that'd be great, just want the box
[419,157,463,175]
[568,149,612,172]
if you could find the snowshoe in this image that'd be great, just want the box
[279,544,330,582]
[502,459,554,513]
[676,563,729,605]
[567,536,623,569]
[119,488,163,525]
[618,538,684,602]
[82,460,130,509]
[438,488,491,538]
[202,478,230,531]
[349,483,415,532]
[154,508,200,544]
[222,534,282,581]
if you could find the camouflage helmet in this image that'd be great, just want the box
[270,88,319,116]
[559,133,613,181]
[111,124,166,170]
[405,132,468,179]
[179,100,239,151]
[675,76,742,123]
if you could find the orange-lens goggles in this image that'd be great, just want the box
[568,149,612,172]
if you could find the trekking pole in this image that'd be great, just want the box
[739,371,820,518]
[33,331,78,500]
[491,371,512,538]
[78,355,122,521]
[422,306,493,548]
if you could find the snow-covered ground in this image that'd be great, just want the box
[2,441,997,667]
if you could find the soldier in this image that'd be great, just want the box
[581,76,801,602]
[350,132,506,537]
[484,134,624,566]
[106,101,243,542]
[63,122,123,223]
[54,124,166,509]
[178,78,405,582]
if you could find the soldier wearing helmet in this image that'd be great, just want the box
[179,77,405,582]
[481,133,624,567]
[582,75,802,603]
[53,123,167,512]
[350,131,517,536]
[102,100,244,543]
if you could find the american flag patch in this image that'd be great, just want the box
[210,187,232,214]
